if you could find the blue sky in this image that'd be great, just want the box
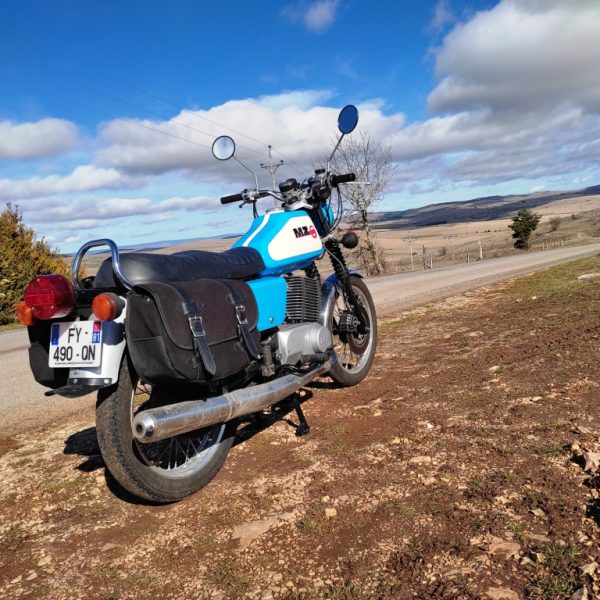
[0,0,599,252]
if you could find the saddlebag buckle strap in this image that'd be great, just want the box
[235,304,248,325]
[170,284,217,376]
[221,281,261,361]
[186,315,217,376]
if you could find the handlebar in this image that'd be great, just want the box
[220,172,356,207]
[220,192,244,204]
[330,172,356,186]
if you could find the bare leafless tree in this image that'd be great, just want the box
[327,130,393,275]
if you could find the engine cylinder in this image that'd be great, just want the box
[285,276,321,323]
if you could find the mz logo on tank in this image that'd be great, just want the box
[293,225,318,239]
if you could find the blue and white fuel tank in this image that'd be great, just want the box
[233,209,324,276]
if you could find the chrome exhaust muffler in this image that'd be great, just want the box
[132,360,332,443]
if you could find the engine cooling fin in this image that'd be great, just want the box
[285,276,321,323]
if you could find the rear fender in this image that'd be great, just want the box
[68,301,127,387]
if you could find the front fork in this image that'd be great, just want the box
[324,239,369,335]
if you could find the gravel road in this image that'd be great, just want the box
[1,242,599,435]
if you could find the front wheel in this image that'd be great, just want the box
[327,275,378,387]
[96,357,235,503]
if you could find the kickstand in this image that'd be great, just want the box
[292,395,310,437]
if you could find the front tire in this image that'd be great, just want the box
[328,275,378,387]
[96,356,234,503]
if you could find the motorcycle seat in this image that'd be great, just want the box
[93,247,265,288]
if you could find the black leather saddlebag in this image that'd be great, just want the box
[125,279,260,384]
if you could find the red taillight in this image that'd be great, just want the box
[23,274,75,320]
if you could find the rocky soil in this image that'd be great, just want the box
[1,256,599,600]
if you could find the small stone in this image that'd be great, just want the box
[489,366,500,373]
[272,573,283,583]
[324,508,337,519]
[37,556,51,567]
[390,437,401,445]
[570,587,588,600]
[25,572,37,581]
[373,410,382,417]
[408,456,432,465]
[488,539,521,559]
[486,588,519,600]
[583,452,600,472]
[581,562,598,577]
[577,532,589,543]
[11,575,22,584]
[321,496,330,503]
[531,396,542,402]
[531,508,546,518]
[285,580,294,589]
[423,477,436,486]
[101,543,118,552]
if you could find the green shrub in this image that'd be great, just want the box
[0,203,71,325]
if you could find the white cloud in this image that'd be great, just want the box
[428,0,600,113]
[24,195,215,225]
[0,118,78,159]
[304,0,339,32]
[383,0,600,187]
[0,165,139,201]
[429,0,455,33]
[96,92,392,177]
[282,0,340,33]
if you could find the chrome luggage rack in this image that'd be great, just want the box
[71,238,134,290]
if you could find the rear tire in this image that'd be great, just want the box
[328,275,378,387]
[96,356,234,503]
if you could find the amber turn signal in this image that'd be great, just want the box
[92,293,124,322]
[16,301,37,326]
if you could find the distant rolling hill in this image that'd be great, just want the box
[370,184,600,229]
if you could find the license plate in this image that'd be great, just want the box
[49,321,103,368]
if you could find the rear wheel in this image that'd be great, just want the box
[96,357,234,503]
[328,275,378,387]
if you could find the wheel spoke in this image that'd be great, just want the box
[131,381,226,477]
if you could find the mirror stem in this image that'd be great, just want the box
[327,133,345,171]
[233,156,260,191]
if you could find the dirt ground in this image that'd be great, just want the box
[1,256,600,599]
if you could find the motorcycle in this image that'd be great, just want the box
[17,105,378,503]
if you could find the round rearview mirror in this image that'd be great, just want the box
[212,135,236,161]
[338,105,359,135]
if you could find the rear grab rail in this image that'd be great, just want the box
[71,238,134,290]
